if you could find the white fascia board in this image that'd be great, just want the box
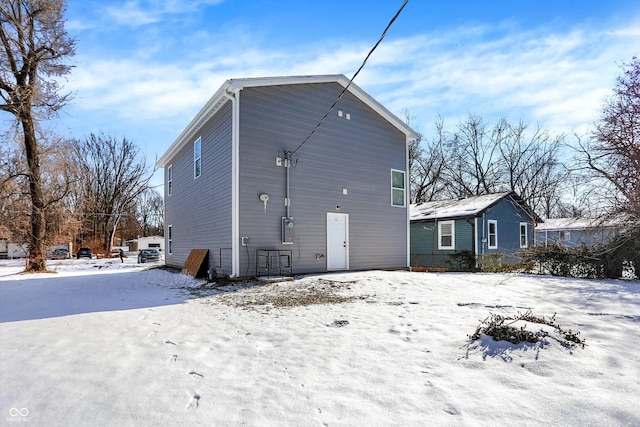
[339,79,419,143]
[157,80,232,167]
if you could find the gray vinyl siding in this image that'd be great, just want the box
[237,82,408,275]
[164,101,233,270]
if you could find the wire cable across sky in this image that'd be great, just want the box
[289,0,409,156]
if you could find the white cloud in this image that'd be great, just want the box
[64,14,640,142]
[102,0,226,27]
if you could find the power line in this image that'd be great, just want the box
[289,0,409,156]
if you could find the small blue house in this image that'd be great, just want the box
[410,192,540,270]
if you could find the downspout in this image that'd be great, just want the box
[405,137,412,270]
[285,151,291,218]
[481,212,486,257]
[468,217,478,269]
[224,88,241,278]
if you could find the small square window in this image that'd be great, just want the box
[438,220,455,250]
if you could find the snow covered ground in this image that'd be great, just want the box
[1,257,639,426]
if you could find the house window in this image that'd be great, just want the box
[391,169,405,207]
[488,220,498,249]
[438,220,455,250]
[194,137,201,178]
[560,230,571,241]
[520,222,528,248]
[168,225,173,254]
[167,164,173,195]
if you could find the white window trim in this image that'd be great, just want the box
[488,219,498,249]
[167,225,173,254]
[390,169,406,207]
[167,164,173,196]
[194,137,201,179]
[519,222,528,248]
[438,220,455,250]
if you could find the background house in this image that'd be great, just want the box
[128,236,165,252]
[157,75,418,278]
[410,192,540,270]
[534,216,630,247]
[0,238,28,259]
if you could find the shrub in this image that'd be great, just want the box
[524,229,639,279]
[479,253,506,273]
[470,310,585,348]
[445,250,477,272]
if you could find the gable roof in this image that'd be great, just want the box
[410,191,541,222]
[157,74,419,167]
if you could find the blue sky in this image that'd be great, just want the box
[56,0,640,186]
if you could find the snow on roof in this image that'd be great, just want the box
[535,215,633,231]
[410,192,513,221]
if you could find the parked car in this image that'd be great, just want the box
[138,249,160,263]
[51,248,71,260]
[76,247,93,259]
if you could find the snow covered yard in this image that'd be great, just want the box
[1,259,639,426]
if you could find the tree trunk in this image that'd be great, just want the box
[21,113,47,272]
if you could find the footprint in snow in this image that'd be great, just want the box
[444,403,460,415]
[188,370,204,378]
[168,354,178,362]
[163,340,177,345]
[185,392,200,410]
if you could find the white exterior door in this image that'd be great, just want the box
[327,213,349,270]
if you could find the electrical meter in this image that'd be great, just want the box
[282,217,294,244]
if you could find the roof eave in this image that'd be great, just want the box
[157,75,418,167]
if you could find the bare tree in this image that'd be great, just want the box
[410,117,449,203]
[72,133,153,254]
[442,114,505,198]
[498,120,567,219]
[136,188,164,237]
[0,0,75,271]
[578,57,640,219]
[413,114,568,217]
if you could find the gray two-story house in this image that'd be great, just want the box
[157,75,418,278]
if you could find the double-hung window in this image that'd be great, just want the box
[519,222,528,248]
[438,220,455,250]
[167,165,173,195]
[488,220,498,249]
[168,225,173,254]
[391,169,406,207]
[194,137,201,178]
